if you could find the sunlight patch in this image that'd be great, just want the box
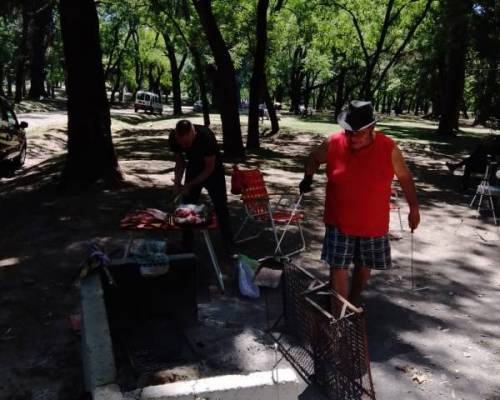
[0,257,24,269]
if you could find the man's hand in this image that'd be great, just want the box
[408,207,420,232]
[173,182,190,196]
[299,175,313,193]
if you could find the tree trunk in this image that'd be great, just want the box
[15,3,29,103]
[475,59,498,125]
[29,2,52,99]
[374,90,382,111]
[132,30,143,93]
[406,95,414,114]
[381,90,387,113]
[437,0,470,135]
[0,65,4,97]
[247,0,269,150]
[59,0,122,188]
[7,70,13,98]
[290,47,305,114]
[163,32,183,116]
[110,67,122,104]
[414,95,421,115]
[316,85,326,111]
[461,97,469,119]
[334,68,346,119]
[263,74,279,135]
[119,85,125,103]
[387,94,393,115]
[192,49,210,126]
[192,0,244,158]
[274,84,283,103]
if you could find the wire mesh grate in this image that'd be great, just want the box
[280,261,376,400]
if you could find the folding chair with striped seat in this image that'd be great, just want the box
[233,168,306,259]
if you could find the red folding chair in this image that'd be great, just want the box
[232,168,306,258]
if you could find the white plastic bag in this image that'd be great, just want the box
[237,255,260,299]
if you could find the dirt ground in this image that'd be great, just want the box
[1,107,499,400]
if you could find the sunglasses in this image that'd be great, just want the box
[345,126,373,136]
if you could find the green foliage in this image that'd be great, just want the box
[1,0,498,120]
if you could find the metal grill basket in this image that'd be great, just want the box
[280,261,376,400]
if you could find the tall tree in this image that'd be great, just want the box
[161,30,186,116]
[192,0,244,158]
[437,0,471,135]
[470,0,500,124]
[28,0,53,99]
[328,0,433,100]
[165,0,211,125]
[14,1,29,103]
[59,0,122,187]
[247,0,269,149]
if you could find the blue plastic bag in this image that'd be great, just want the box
[237,255,260,298]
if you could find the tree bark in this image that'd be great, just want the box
[437,0,471,135]
[0,65,4,97]
[474,59,498,125]
[192,49,210,126]
[109,67,122,104]
[334,68,346,119]
[59,0,122,188]
[192,0,244,158]
[316,85,326,111]
[163,31,183,116]
[461,97,469,119]
[28,1,52,99]
[263,74,279,135]
[290,46,306,114]
[7,70,13,98]
[247,0,269,150]
[15,3,29,103]
[168,0,210,125]
[132,30,143,95]
[381,90,387,113]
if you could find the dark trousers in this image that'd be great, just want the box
[182,169,233,251]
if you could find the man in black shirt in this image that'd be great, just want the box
[169,119,234,254]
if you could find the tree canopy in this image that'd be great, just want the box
[1,0,499,183]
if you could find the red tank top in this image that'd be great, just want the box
[324,130,395,236]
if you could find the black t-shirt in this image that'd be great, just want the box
[169,125,223,177]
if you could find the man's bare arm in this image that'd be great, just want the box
[392,145,420,231]
[299,139,329,193]
[305,139,329,176]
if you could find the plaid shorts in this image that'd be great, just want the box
[321,225,391,270]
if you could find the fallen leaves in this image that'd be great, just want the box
[395,364,432,384]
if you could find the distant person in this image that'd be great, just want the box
[446,135,500,191]
[169,120,235,255]
[299,101,420,309]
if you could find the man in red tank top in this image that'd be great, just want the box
[299,101,420,310]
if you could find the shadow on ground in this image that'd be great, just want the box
[1,119,499,399]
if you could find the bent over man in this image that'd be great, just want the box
[169,120,235,255]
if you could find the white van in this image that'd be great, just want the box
[134,91,163,115]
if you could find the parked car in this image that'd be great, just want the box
[134,90,163,114]
[0,96,28,168]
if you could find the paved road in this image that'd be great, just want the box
[17,106,195,129]
[17,111,68,128]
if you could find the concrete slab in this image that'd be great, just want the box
[94,384,123,400]
[138,368,300,400]
[81,273,117,392]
